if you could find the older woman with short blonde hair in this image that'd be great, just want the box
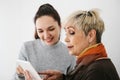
[63,9,119,80]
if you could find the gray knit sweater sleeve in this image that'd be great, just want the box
[12,43,28,80]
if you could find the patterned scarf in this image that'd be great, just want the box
[76,43,107,64]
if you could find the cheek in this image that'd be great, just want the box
[37,33,43,39]
[73,36,89,54]
[77,39,89,53]
[73,40,81,55]
[52,29,60,37]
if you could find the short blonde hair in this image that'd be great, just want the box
[66,9,104,43]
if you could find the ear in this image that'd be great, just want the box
[87,29,96,43]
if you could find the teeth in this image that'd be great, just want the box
[46,39,51,41]
[46,38,52,42]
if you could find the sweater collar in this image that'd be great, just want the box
[38,39,61,50]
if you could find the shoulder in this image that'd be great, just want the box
[59,41,76,60]
[84,58,119,80]
[85,58,114,77]
[23,39,40,47]
[55,41,75,57]
[80,59,108,80]
[57,41,68,49]
[19,39,41,57]
[53,41,68,52]
[87,58,110,71]
[20,39,41,51]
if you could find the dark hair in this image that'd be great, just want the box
[34,3,61,39]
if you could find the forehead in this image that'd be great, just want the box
[36,16,55,25]
[36,16,58,29]
[64,20,73,28]
[64,21,79,31]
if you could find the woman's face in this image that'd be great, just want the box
[64,22,90,56]
[36,16,61,46]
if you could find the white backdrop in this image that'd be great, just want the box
[0,0,120,80]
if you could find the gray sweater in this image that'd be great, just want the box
[13,39,76,80]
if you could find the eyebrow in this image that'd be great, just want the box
[64,26,75,30]
[37,25,54,30]
[48,26,54,29]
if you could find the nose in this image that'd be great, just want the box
[65,35,69,43]
[44,31,50,39]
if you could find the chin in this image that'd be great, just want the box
[69,52,74,55]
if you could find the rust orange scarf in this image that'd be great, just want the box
[76,43,107,64]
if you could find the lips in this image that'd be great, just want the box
[67,46,73,49]
[45,37,54,43]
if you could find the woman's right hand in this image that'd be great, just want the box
[16,65,32,80]
[16,65,24,76]
[24,70,32,80]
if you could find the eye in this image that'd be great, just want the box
[69,30,75,35]
[49,28,55,31]
[38,30,43,33]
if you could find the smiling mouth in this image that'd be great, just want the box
[45,37,54,42]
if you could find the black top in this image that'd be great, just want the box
[65,58,120,80]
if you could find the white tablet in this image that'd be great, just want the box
[16,59,43,80]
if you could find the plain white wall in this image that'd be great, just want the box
[0,0,120,79]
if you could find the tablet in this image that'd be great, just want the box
[16,59,42,80]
